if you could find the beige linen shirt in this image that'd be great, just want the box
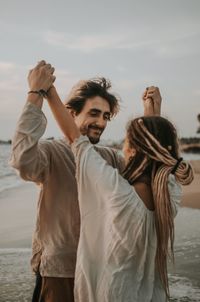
[9,102,124,278]
[72,136,182,302]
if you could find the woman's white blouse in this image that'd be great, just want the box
[72,136,182,302]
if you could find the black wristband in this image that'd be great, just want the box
[28,89,48,98]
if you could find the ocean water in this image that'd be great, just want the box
[0,145,24,193]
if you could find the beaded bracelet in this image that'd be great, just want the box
[28,89,48,98]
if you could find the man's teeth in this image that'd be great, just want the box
[92,129,101,134]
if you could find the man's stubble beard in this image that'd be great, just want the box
[79,125,103,145]
[88,135,100,144]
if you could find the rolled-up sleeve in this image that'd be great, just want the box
[9,102,50,183]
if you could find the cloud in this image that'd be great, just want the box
[193,89,200,98]
[115,80,136,91]
[43,21,200,58]
[0,62,26,93]
[0,62,33,95]
[53,69,81,99]
[0,62,17,73]
[44,31,129,53]
[44,29,170,53]
[154,32,200,58]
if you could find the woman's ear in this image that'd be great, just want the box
[130,148,137,157]
[126,148,137,165]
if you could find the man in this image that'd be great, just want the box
[9,60,161,302]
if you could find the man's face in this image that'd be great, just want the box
[73,96,111,144]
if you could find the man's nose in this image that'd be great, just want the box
[96,115,106,128]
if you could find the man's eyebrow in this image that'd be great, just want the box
[89,108,101,113]
[89,108,111,115]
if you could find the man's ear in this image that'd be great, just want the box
[67,108,76,118]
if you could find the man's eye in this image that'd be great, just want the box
[90,112,98,117]
[104,115,111,121]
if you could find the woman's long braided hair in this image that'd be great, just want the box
[123,116,194,298]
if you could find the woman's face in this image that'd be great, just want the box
[122,136,136,166]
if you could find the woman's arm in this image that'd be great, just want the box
[46,86,80,143]
[142,86,162,116]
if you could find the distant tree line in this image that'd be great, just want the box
[180,137,200,144]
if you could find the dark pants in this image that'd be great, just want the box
[32,272,74,302]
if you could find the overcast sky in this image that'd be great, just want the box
[0,0,199,141]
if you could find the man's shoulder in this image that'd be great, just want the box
[38,138,76,166]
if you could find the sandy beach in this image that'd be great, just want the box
[181,160,200,209]
[0,161,199,301]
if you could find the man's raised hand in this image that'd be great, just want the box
[28,60,56,93]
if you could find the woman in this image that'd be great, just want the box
[46,86,193,302]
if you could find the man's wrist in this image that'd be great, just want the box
[27,91,43,108]
[28,89,48,97]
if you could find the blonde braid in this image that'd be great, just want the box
[173,161,194,185]
[128,157,149,183]
[124,117,194,298]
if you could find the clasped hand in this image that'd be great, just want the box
[28,60,56,93]
[142,86,162,116]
